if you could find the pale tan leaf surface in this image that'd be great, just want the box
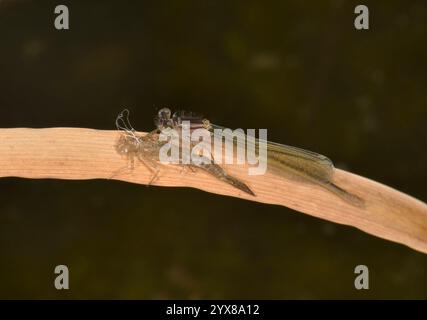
[1,128,426,254]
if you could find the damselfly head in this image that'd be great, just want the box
[155,107,173,130]
[158,107,171,120]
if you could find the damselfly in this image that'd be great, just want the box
[155,108,364,207]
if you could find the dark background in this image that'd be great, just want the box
[0,0,426,298]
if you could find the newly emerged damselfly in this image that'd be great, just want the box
[155,108,364,207]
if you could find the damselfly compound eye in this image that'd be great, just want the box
[158,108,171,120]
[155,108,173,129]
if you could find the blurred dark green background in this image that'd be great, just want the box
[0,0,426,299]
